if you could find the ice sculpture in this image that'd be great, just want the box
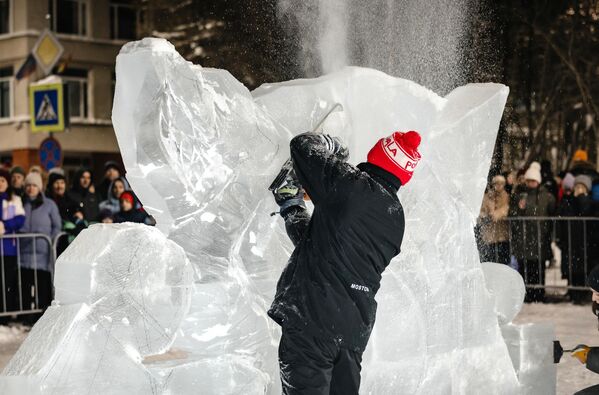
[1,223,193,394]
[0,38,556,394]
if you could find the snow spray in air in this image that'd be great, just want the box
[277,0,471,94]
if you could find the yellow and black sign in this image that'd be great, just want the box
[29,83,66,132]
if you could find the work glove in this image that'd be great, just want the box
[273,171,306,216]
[572,344,590,364]
[322,135,349,161]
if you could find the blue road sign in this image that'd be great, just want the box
[29,83,65,132]
[39,137,62,170]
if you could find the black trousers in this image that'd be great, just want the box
[518,259,545,302]
[20,268,53,324]
[0,255,18,314]
[279,328,362,395]
[480,242,510,265]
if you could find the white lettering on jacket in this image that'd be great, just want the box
[350,283,370,293]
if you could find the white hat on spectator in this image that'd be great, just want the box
[524,162,542,184]
[25,172,43,190]
[562,173,575,191]
[48,167,65,176]
[492,175,506,185]
[574,175,592,193]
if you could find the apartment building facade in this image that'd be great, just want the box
[0,0,139,176]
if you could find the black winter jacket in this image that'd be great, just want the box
[268,133,405,352]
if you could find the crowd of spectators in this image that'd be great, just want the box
[478,149,599,303]
[0,161,154,323]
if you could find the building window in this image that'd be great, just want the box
[50,0,87,36]
[0,0,9,35]
[110,1,139,40]
[0,67,12,118]
[62,69,88,119]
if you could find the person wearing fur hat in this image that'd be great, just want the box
[19,172,61,322]
[269,130,420,394]
[509,161,556,303]
[478,175,510,265]
[557,175,599,303]
[67,167,100,223]
[0,169,25,317]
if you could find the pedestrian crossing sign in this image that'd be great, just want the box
[29,83,65,132]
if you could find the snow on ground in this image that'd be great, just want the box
[0,324,29,371]
[0,302,596,393]
[514,301,599,395]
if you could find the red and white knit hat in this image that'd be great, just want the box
[367,131,422,186]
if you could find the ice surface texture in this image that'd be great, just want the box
[1,223,193,394]
[1,37,554,394]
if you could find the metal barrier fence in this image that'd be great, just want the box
[478,216,599,292]
[0,232,67,317]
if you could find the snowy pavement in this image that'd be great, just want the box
[0,303,596,393]
[0,324,29,372]
[514,302,599,395]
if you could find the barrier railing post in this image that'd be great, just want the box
[537,219,542,288]
[584,219,588,282]
[568,220,573,288]
[490,216,599,297]
[0,233,54,317]
[1,239,5,313]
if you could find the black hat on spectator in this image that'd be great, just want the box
[9,166,25,177]
[47,172,66,195]
[98,208,113,222]
[588,266,599,292]
[104,161,121,173]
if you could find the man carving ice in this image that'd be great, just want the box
[269,130,422,394]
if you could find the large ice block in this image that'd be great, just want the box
[481,262,526,325]
[54,223,194,357]
[2,223,194,394]
[1,38,555,394]
[501,323,557,394]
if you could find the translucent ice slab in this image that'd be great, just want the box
[2,224,193,394]
[1,38,554,394]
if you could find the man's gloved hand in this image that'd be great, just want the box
[273,171,306,216]
[322,135,349,161]
[572,344,591,364]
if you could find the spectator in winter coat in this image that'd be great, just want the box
[541,160,559,199]
[0,169,25,315]
[46,172,87,256]
[570,149,599,182]
[67,168,100,222]
[19,173,61,319]
[99,177,130,215]
[113,191,151,224]
[504,171,516,195]
[270,131,420,394]
[9,166,26,198]
[557,175,598,303]
[560,173,576,204]
[478,175,510,265]
[96,161,122,202]
[509,161,556,303]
